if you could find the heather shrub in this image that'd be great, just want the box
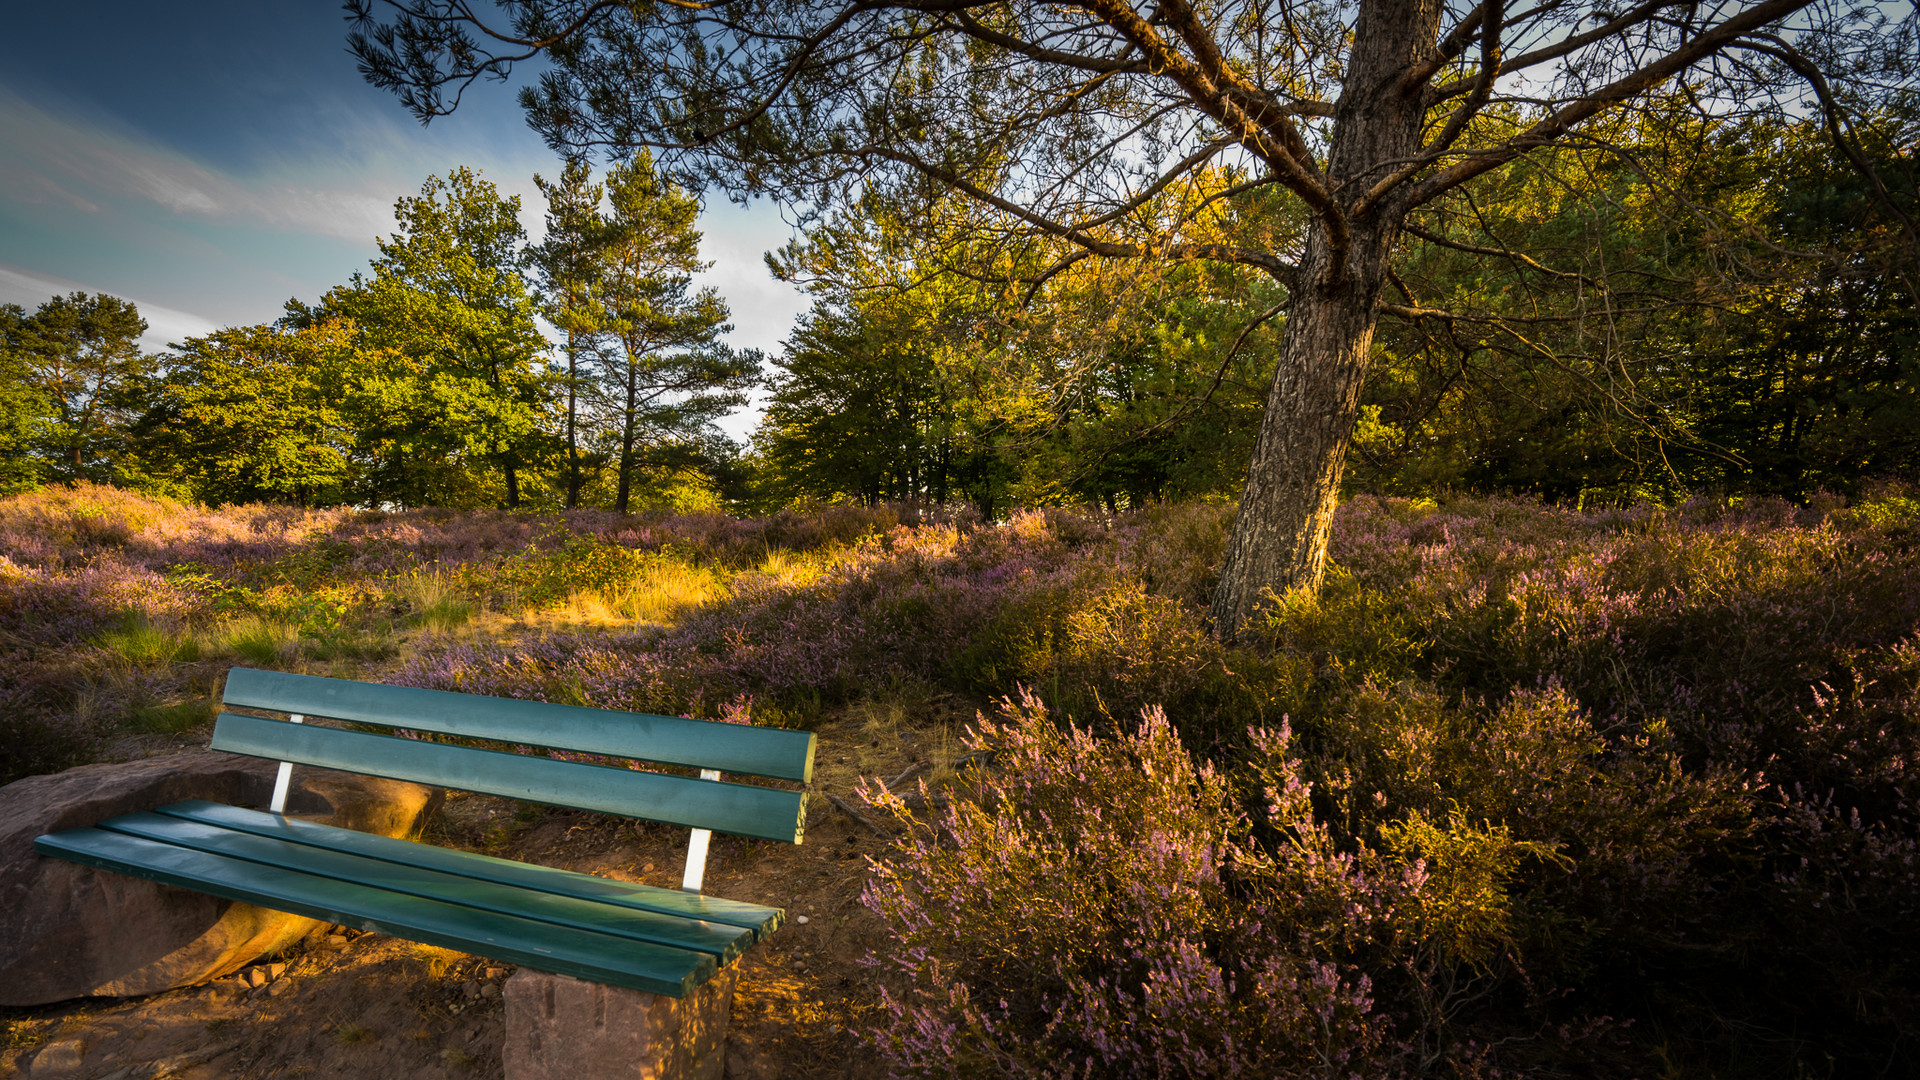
[862,693,1409,1079]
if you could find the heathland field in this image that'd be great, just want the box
[5,483,1920,1076]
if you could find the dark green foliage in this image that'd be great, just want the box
[0,293,151,489]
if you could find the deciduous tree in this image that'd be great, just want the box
[303,167,556,508]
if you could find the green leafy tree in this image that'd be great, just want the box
[139,321,383,506]
[2,292,152,484]
[762,186,1285,514]
[307,167,556,508]
[0,305,50,493]
[1350,107,1919,503]
[589,155,758,514]
[757,304,962,507]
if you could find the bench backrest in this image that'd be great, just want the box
[215,668,813,849]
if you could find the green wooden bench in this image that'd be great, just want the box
[35,667,815,1000]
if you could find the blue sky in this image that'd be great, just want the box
[0,1,805,437]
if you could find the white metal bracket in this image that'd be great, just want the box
[680,768,722,893]
[268,714,304,814]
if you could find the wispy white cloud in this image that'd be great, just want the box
[0,85,397,242]
[0,263,220,352]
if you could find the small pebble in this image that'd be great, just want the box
[795,915,810,925]
[480,983,500,999]
[245,969,267,988]
[326,934,348,948]
[484,967,506,979]
[266,963,287,979]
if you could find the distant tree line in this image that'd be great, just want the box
[0,161,755,511]
[1,104,1913,514]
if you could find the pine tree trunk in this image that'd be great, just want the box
[615,352,639,514]
[565,328,581,509]
[1208,0,1443,638]
[1208,231,1389,634]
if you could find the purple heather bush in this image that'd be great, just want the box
[862,692,1410,1079]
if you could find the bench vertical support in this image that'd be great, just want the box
[267,715,305,814]
[679,769,721,894]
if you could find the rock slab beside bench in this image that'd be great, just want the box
[0,749,440,1005]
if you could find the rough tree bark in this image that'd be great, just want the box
[1210,0,1442,634]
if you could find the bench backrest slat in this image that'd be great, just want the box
[211,713,807,844]
[223,668,814,783]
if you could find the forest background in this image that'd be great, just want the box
[2,85,1914,516]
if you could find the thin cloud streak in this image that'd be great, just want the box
[0,264,220,352]
[1,85,398,243]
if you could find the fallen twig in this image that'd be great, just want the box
[823,792,892,837]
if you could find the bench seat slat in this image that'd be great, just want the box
[223,668,815,783]
[211,713,807,844]
[153,801,782,933]
[34,827,718,997]
[98,811,755,963]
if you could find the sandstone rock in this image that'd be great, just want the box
[0,748,441,1005]
[505,967,737,1080]
[26,1037,85,1076]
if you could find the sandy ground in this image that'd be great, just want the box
[0,703,969,1080]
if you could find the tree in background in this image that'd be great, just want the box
[760,185,1287,515]
[352,0,1909,637]
[1352,106,1919,503]
[0,306,51,494]
[0,293,152,486]
[137,321,384,507]
[299,167,557,508]
[589,155,758,514]
[530,158,609,508]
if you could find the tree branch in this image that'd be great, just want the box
[1403,0,1818,209]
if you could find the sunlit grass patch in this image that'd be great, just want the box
[401,569,477,632]
[609,556,724,622]
[213,617,298,666]
[515,553,723,629]
[94,612,199,666]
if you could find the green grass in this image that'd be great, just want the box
[402,570,478,632]
[216,618,296,665]
[125,699,217,735]
[95,613,198,666]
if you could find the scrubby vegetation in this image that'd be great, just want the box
[4,482,1919,1076]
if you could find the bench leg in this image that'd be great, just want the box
[503,966,737,1080]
